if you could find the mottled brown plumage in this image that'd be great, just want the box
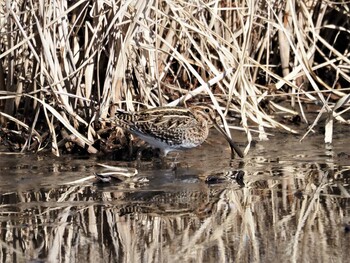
[101,105,243,157]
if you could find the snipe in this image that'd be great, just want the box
[101,105,243,158]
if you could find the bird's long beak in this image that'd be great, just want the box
[211,116,244,158]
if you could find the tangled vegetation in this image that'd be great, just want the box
[0,0,349,156]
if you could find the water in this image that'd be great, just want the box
[0,130,349,263]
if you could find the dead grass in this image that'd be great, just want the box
[0,0,349,155]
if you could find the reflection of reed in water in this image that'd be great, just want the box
[0,166,350,263]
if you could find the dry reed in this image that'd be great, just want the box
[0,0,349,155]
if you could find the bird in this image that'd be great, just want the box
[100,105,244,158]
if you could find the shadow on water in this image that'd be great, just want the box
[0,129,350,263]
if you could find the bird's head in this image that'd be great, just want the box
[190,104,244,158]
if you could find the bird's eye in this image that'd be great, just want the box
[204,108,210,113]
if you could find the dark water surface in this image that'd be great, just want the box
[0,130,349,263]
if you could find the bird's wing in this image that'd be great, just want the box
[129,107,198,145]
[109,110,135,129]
